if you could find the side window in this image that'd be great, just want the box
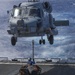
[29,9,36,16]
[29,8,41,17]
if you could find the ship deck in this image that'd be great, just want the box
[0,63,75,75]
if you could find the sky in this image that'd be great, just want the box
[0,0,75,59]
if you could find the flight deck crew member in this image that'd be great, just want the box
[19,65,30,75]
[28,58,33,66]
[31,65,41,75]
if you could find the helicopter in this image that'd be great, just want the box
[7,0,69,46]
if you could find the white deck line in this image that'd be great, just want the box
[0,62,75,66]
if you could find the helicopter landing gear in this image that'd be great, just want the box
[39,36,45,45]
[48,35,54,45]
[39,39,45,44]
[11,36,17,46]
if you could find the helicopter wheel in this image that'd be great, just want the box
[11,36,17,46]
[39,39,45,45]
[48,35,54,45]
[39,40,42,45]
[43,39,45,44]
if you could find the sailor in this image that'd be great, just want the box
[28,58,33,66]
[31,65,41,75]
[19,65,30,75]
[27,58,35,74]
[28,58,36,66]
[32,59,35,65]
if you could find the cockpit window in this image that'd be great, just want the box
[22,7,29,17]
[29,8,41,17]
[11,7,41,18]
[13,8,21,17]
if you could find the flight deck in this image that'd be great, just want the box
[0,58,75,75]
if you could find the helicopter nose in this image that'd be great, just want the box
[17,19,24,26]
